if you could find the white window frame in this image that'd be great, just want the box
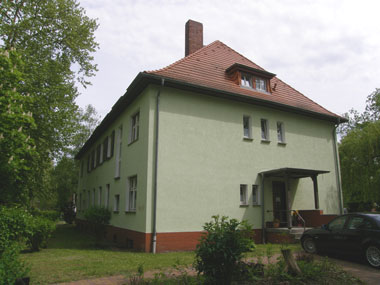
[129,112,140,143]
[241,73,252,88]
[261,119,269,141]
[252,185,260,205]
[277,121,285,143]
[107,135,112,158]
[99,143,104,164]
[255,77,267,92]
[114,125,123,178]
[114,194,120,212]
[243,115,252,139]
[126,176,137,212]
[105,184,110,209]
[240,184,248,206]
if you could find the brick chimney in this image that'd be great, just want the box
[185,20,203,56]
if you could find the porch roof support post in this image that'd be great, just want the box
[312,175,319,209]
[284,173,292,229]
[260,174,266,244]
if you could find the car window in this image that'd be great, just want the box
[328,216,348,231]
[347,217,373,230]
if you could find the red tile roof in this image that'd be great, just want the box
[146,40,339,118]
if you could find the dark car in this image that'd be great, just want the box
[301,213,380,268]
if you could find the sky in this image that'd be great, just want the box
[77,0,380,119]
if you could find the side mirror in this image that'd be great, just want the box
[321,224,328,230]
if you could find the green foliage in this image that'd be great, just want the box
[26,216,56,251]
[61,202,76,224]
[0,48,37,205]
[339,89,380,206]
[0,243,29,285]
[194,215,255,284]
[30,208,61,222]
[0,206,55,252]
[84,206,111,225]
[0,0,98,206]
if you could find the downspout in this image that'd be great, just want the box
[152,78,165,253]
[260,173,266,244]
[332,118,344,215]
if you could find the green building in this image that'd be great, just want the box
[75,20,346,252]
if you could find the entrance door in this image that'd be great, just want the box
[272,181,287,224]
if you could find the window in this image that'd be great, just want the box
[87,156,90,173]
[328,216,348,231]
[114,194,120,212]
[255,77,267,92]
[130,112,140,143]
[252,185,260,205]
[126,176,137,212]
[240,184,248,206]
[347,216,374,230]
[105,184,110,209]
[91,150,95,170]
[80,160,84,177]
[99,143,104,164]
[261,119,269,141]
[243,115,252,139]
[277,122,285,143]
[103,136,108,160]
[96,145,101,166]
[87,190,90,209]
[241,73,252,88]
[115,125,123,178]
[98,186,102,205]
[107,130,115,158]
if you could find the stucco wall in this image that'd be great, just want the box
[155,87,340,233]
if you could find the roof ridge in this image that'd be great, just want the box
[274,77,339,117]
[145,40,221,73]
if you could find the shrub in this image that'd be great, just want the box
[194,215,255,284]
[61,201,76,224]
[26,217,56,251]
[0,243,29,285]
[84,206,111,225]
[31,208,61,222]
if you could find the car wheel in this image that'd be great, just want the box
[365,245,380,269]
[302,237,317,254]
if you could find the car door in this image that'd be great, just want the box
[317,215,349,252]
[339,215,375,255]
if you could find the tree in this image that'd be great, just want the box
[0,0,98,204]
[339,89,380,209]
[0,48,37,205]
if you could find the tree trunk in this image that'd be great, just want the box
[281,249,301,275]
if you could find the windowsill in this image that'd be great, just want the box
[277,141,287,146]
[243,137,253,141]
[261,139,270,143]
[125,210,136,214]
[113,211,119,214]
[252,204,261,207]
[240,204,249,207]
[128,138,139,146]
[114,176,120,180]
[240,86,270,94]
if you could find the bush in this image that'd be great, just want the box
[0,206,56,252]
[0,243,29,285]
[194,215,255,284]
[31,208,61,222]
[26,217,56,251]
[84,206,111,225]
[61,201,76,224]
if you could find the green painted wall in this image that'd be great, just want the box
[77,84,341,235]
[77,86,157,233]
[155,87,340,232]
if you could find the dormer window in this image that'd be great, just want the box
[241,73,253,88]
[226,63,276,94]
[255,78,267,92]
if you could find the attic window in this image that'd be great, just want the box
[241,73,253,88]
[255,78,267,92]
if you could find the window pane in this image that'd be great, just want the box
[261,119,268,140]
[328,216,347,231]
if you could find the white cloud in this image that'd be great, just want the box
[76,0,380,118]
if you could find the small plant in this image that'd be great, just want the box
[26,216,56,251]
[194,215,255,284]
[84,206,111,225]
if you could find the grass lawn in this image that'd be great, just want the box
[21,223,301,284]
